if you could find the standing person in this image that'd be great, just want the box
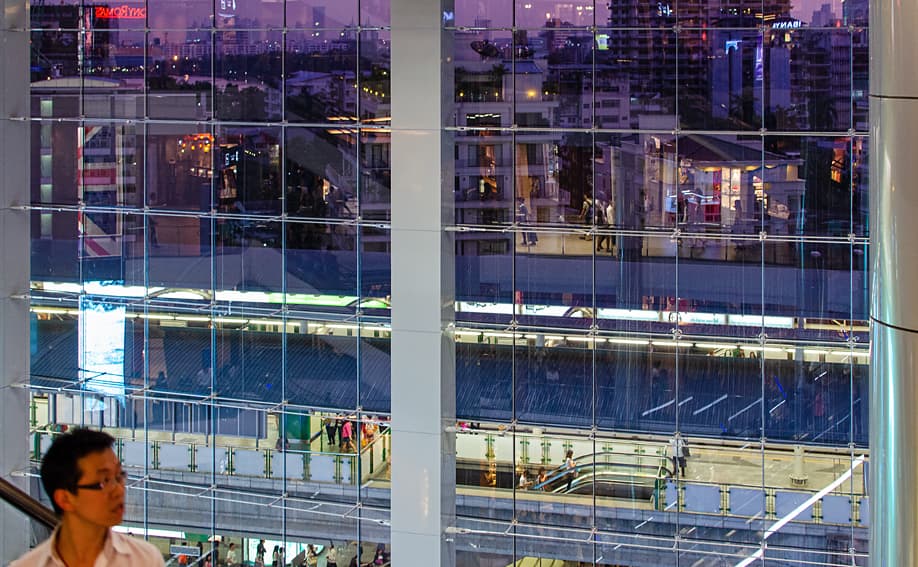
[669,432,689,477]
[518,467,532,490]
[325,542,338,567]
[517,197,538,246]
[340,419,353,452]
[564,449,577,491]
[595,199,611,251]
[600,199,615,253]
[255,539,267,567]
[10,428,165,567]
[272,545,280,567]
[536,467,549,490]
[225,542,238,567]
[324,415,338,447]
[306,544,318,567]
[578,193,594,240]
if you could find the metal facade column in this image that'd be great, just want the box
[0,0,33,557]
[870,0,918,563]
[389,1,455,566]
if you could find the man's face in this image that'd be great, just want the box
[65,448,126,528]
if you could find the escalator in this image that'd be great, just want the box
[0,476,57,565]
[457,451,672,503]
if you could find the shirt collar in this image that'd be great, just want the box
[109,530,131,556]
[50,525,123,566]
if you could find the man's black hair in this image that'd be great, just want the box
[40,428,116,515]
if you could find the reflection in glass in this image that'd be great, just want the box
[215,126,282,216]
[215,219,282,292]
[215,31,283,121]
[286,127,357,220]
[765,28,852,133]
[82,30,145,119]
[285,221,357,296]
[146,123,214,211]
[147,214,212,288]
[284,31,358,123]
[147,32,212,120]
[358,30,391,124]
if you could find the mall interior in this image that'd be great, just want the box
[2,0,916,565]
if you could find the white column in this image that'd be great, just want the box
[389,1,455,566]
[0,0,33,558]
[869,0,918,562]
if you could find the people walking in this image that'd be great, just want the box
[669,432,689,477]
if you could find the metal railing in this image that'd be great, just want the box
[0,476,57,529]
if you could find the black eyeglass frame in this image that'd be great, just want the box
[74,471,128,492]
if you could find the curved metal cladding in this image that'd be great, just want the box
[870,0,918,562]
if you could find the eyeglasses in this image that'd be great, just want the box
[75,471,128,492]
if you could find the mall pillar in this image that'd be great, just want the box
[0,0,33,558]
[390,1,455,567]
[870,0,918,563]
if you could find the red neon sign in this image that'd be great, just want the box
[94,5,146,19]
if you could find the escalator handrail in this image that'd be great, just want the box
[0,476,58,529]
[530,451,670,491]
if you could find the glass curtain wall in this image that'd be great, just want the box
[448,0,868,565]
[23,0,870,564]
[27,0,393,562]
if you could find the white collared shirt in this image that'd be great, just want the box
[10,527,165,567]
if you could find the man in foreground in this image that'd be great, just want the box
[11,428,165,566]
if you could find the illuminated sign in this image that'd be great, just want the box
[771,20,801,29]
[94,5,146,19]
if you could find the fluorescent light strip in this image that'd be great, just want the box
[216,318,249,324]
[482,332,516,339]
[740,346,787,353]
[608,338,650,345]
[650,340,689,347]
[693,342,739,350]
[31,307,70,314]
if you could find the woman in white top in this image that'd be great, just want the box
[325,543,338,567]
[224,542,238,567]
[518,468,531,490]
[564,449,577,491]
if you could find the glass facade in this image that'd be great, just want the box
[14,0,869,565]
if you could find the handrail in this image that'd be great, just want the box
[528,451,671,492]
[0,476,58,529]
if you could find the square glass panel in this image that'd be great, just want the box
[285,221,358,297]
[146,123,214,211]
[147,214,213,289]
[215,31,283,121]
[82,30,145,119]
[286,329,358,410]
[284,30,358,123]
[215,126,283,216]
[147,32,213,120]
[596,29,677,128]
[765,28,852,132]
[286,127,357,219]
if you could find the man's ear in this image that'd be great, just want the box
[53,488,77,514]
